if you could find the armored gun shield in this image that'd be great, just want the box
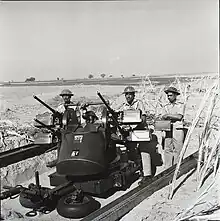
[56,130,107,176]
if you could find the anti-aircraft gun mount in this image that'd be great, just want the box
[0,91,155,219]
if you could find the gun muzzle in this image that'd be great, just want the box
[33,95,57,114]
[0,186,23,200]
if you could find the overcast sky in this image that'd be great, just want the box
[0,0,218,82]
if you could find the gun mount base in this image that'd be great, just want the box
[57,191,101,219]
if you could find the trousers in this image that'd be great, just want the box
[127,141,152,176]
[141,152,152,176]
[163,128,184,169]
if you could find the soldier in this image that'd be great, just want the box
[161,86,184,169]
[46,89,80,168]
[57,89,74,113]
[57,89,81,124]
[113,86,153,185]
[83,110,99,124]
[113,86,147,123]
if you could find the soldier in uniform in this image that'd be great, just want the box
[113,86,147,123]
[161,86,185,169]
[47,89,80,167]
[113,86,153,185]
[57,89,81,124]
[57,89,74,111]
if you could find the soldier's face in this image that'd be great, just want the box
[167,92,176,103]
[125,92,135,104]
[62,95,71,103]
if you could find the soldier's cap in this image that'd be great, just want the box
[122,86,137,94]
[164,86,180,95]
[60,89,74,96]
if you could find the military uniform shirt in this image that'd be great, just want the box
[114,99,147,116]
[162,101,184,128]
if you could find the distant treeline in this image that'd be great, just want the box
[0,76,195,87]
[25,77,36,82]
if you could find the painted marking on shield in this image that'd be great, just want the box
[71,151,79,157]
[73,135,83,143]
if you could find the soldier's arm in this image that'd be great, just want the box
[162,103,184,121]
[162,113,183,121]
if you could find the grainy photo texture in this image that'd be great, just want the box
[0,1,219,221]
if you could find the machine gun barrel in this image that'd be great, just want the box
[34,118,56,133]
[0,185,44,200]
[33,95,59,115]
[0,185,24,200]
[97,91,124,135]
[97,92,112,111]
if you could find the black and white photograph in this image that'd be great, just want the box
[0,0,219,220]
